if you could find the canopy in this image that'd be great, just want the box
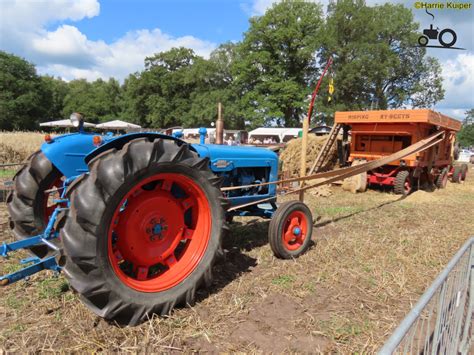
[248,127,302,142]
[96,120,142,130]
[39,119,96,128]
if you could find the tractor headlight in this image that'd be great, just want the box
[70,112,84,128]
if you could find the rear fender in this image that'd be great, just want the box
[42,132,188,178]
[84,133,190,164]
[41,132,98,178]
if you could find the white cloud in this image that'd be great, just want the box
[434,53,474,120]
[248,0,277,15]
[0,0,216,81]
[34,28,215,81]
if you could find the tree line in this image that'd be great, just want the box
[0,0,446,131]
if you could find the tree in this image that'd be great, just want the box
[41,76,69,121]
[235,0,324,127]
[123,47,244,129]
[0,51,50,130]
[457,109,474,147]
[319,0,444,120]
[62,78,122,122]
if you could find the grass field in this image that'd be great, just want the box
[1,164,473,352]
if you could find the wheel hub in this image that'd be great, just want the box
[147,217,168,241]
[108,173,212,292]
[283,211,308,251]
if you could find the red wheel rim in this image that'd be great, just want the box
[108,173,211,292]
[43,176,64,223]
[282,211,308,251]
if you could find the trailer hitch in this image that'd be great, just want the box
[0,177,76,286]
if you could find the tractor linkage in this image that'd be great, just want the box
[0,177,76,286]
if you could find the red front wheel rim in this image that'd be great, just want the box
[108,173,211,292]
[282,211,308,251]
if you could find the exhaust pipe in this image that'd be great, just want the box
[216,102,224,145]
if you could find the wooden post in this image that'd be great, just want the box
[216,102,224,145]
[299,117,309,201]
[298,56,333,202]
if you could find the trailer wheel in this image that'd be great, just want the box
[452,166,462,183]
[394,170,412,196]
[460,164,468,181]
[268,201,313,259]
[435,168,449,189]
[60,138,227,325]
[7,150,64,258]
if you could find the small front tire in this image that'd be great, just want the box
[452,166,462,183]
[268,201,313,259]
[435,167,449,189]
[394,170,412,196]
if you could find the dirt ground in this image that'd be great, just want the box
[1,167,473,352]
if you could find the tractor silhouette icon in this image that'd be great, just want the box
[418,24,457,47]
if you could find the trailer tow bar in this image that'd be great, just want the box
[0,177,76,286]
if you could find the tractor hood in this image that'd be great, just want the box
[191,144,279,173]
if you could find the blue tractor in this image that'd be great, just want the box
[3,113,313,325]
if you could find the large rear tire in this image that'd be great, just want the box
[60,138,227,325]
[7,150,63,257]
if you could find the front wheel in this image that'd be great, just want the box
[7,150,64,257]
[268,201,313,259]
[418,35,429,46]
[61,138,227,325]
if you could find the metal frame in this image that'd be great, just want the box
[0,177,76,286]
[379,237,473,354]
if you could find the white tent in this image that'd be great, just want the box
[40,119,96,128]
[96,120,142,130]
[248,127,301,143]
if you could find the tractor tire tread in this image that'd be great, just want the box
[7,150,61,257]
[394,170,411,196]
[61,138,226,325]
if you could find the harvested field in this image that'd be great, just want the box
[1,165,473,352]
[0,131,46,164]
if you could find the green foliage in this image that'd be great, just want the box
[62,78,122,122]
[319,0,444,122]
[0,1,448,131]
[0,51,50,130]
[235,0,323,127]
[41,75,70,120]
[457,109,474,147]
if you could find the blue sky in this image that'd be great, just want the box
[0,0,472,120]
[59,0,253,44]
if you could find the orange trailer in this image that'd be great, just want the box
[334,109,465,195]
